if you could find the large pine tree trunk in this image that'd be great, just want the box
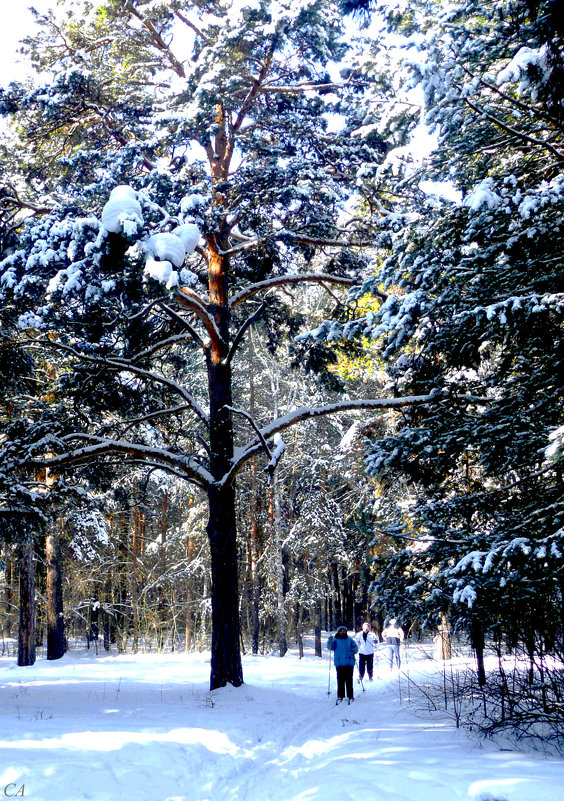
[206,241,243,689]
[207,485,243,689]
[17,539,36,667]
[46,531,66,660]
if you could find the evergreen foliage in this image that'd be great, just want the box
[337,0,564,665]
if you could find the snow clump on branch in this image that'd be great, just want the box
[101,185,144,236]
[143,226,200,289]
[462,178,502,212]
[145,233,186,268]
[546,425,564,464]
[172,224,200,254]
[100,186,201,290]
[496,44,551,97]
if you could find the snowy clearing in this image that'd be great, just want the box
[1,640,563,801]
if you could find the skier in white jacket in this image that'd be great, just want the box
[355,622,379,682]
[382,618,404,669]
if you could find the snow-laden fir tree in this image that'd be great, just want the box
[331,0,564,683]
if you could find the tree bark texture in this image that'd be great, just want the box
[271,472,288,658]
[314,603,322,658]
[206,243,243,689]
[17,540,36,667]
[248,341,261,655]
[46,531,66,660]
[471,618,486,687]
[207,485,243,689]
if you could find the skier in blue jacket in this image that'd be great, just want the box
[327,625,358,704]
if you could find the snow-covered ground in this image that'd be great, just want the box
[1,639,563,801]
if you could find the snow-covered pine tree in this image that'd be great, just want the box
[0,0,446,688]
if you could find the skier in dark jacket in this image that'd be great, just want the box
[327,625,358,704]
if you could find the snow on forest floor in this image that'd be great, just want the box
[1,639,564,801]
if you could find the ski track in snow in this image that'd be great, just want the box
[1,643,564,801]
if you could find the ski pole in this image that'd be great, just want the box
[327,641,332,696]
[356,657,365,692]
[403,638,410,702]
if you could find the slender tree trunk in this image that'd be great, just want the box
[249,466,261,656]
[131,515,140,654]
[271,471,287,658]
[18,540,36,667]
[1,548,14,650]
[296,604,304,658]
[158,489,168,651]
[199,572,209,650]
[184,588,192,652]
[471,618,486,687]
[250,530,261,654]
[267,368,287,658]
[434,612,451,661]
[314,602,322,658]
[248,337,262,655]
[185,534,194,651]
[46,529,66,660]
[103,580,111,653]
[332,565,342,625]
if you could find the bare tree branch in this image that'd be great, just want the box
[31,438,214,488]
[173,8,210,46]
[230,273,358,309]
[102,403,195,436]
[225,302,267,364]
[463,95,564,161]
[221,393,493,485]
[130,333,203,363]
[175,287,224,346]
[227,406,273,464]
[124,0,186,77]
[158,302,205,348]
[233,50,274,132]
[38,339,210,427]
[220,233,373,257]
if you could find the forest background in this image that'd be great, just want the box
[0,0,563,738]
